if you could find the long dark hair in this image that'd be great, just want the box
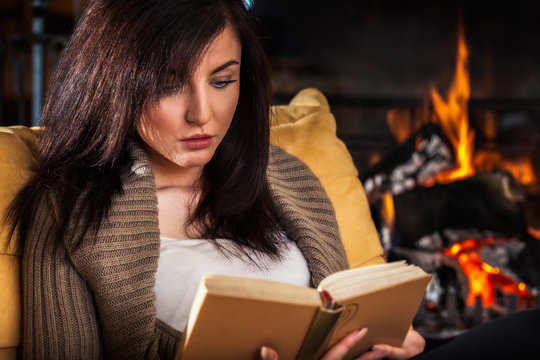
[8,0,283,257]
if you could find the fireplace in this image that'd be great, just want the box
[358,27,540,339]
[255,0,540,341]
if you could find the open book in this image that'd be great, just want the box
[176,261,431,360]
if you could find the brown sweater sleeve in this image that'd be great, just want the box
[22,196,103,359]
[268,145,349,286]
[23,155,181,359]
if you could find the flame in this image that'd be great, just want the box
[386,100,431,144]
[430,26,475,182]
[474,151,537,186]
[387,108,413,144]
[444,239,533,306]
[381,191,395,230]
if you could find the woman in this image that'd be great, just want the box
[8,0,424,359]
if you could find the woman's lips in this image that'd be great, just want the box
[180,134,213,149]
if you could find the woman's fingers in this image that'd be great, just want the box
[261,328,372,360]
[321,328,368,360]
[260,346,279,360]
[370,330,426,359]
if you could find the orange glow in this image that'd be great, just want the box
[474,151,538,186]
[386,103,432,144]
[368,153,382,167]
[430,26,475,183]
[381,192,395,230]
[482,111,498,140]
[444,239,533,306]
[387,108,413,144]
[528,227,540,240]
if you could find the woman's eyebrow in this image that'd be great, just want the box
[211,60,240,75]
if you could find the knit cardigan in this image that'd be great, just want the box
[22,143,349,359]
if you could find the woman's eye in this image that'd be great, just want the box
[212,79,237,89]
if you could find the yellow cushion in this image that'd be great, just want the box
[0,126,39,351]
[270,88,384,268]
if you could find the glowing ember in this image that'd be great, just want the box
[443,239,532,307]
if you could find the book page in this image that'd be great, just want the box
[325,275,431,360]
[324,267,427,300]
[179,274,322,360]
[318,260,406,290]
[318,262,428,300]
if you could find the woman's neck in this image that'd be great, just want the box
[152,162,202,192]
[140,143,202,239]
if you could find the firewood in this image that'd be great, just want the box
[392,171,527,248]
[361,123,454,203]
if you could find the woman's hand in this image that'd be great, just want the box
[260,329,425,360]
[357,330,425,360]
[260,328,368,360]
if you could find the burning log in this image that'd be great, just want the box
[391,171,527,249]
[361,123,454,203]
[389,170,540,288]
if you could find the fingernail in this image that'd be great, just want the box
[260,346,276,360]
[372,345,386,354]
[354,328,368,341]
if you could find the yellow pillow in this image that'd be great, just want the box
[0,126,39,353]
[270,88,384,268]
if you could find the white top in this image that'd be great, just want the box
[154,236,311,331]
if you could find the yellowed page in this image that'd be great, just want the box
[179,274,321,360]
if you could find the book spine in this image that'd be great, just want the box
[296,308,343,360]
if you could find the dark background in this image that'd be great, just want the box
[2,0,540,170]
[252,0,540,101]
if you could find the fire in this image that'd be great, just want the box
[387,108,413,145]
[386,99,431,144]
[381,25,539,311]
[474,151,538,186]
[430,26,475,182]
[381,191,395,230]
[444,239,532,307]
[384,25,537,189]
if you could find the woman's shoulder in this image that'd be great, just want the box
[267,145,348,282]
[268,144,319,181]
[267,144,331,206]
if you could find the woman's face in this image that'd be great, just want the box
[137,25,241,174]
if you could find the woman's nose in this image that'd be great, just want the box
[185,87,211,125]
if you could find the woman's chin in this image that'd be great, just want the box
[170,152,215,170]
